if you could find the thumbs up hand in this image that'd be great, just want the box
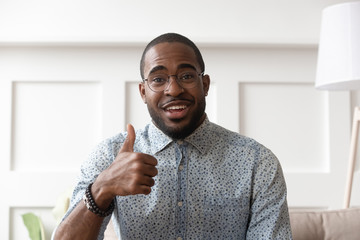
[113,123,158,194]
[119,124,136,153]
[90,124,158,209]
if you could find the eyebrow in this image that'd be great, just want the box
[149,65,167,75]
[148,63,197,75]
[177,63,197,71]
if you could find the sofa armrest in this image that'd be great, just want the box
[289,208,360,240]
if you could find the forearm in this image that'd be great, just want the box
[53,201,106,240]
[53,124,157,239]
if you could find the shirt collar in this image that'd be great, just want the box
[185,117,213,155]
[148,122,173,154]
[148,117,213,155]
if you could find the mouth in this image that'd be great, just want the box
[165,105,187,112]
[161,100,192,120]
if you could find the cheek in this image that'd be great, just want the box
[192,89,206,101]
[144,92,161,108]
[141,86,157,105]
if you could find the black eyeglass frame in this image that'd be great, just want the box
[142,71,204,92]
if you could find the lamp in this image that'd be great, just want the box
[315,1,360,208]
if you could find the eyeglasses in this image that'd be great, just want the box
[143,70,204,92]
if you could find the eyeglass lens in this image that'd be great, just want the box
[146,70,202,92]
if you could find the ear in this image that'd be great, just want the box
[202,74,210,96]
[139,82,147,103]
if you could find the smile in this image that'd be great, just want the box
[166,105,187,111]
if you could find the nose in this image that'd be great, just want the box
[164,76,184,96]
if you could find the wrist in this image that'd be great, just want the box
[83,183,114,217]
[90,180,115,209]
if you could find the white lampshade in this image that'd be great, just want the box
[315,1,360,90]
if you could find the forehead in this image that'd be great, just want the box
[143,42,199,74]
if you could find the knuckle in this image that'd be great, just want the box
[127,183,138,193]
[129,161,143,171]
[133,152,143,159]
[131,173,142,183]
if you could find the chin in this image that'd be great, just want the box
[148,100,206,140]
[162,125,195,140]
[157,118,195,139]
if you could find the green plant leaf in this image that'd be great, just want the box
[22,213,45,240]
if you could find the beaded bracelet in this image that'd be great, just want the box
[83,183,114,217]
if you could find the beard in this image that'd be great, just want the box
[147,97,206,140]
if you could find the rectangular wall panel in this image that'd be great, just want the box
[11,81,103,171]
[239,82,329,173]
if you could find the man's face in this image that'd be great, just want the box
[139,42,210,139]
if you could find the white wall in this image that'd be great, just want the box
[1,0,359,239]
[0,0,352,44]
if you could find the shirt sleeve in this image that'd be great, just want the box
[54,137,119,240]
[246,146,293,239]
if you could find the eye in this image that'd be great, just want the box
[150,75,167,84]
[179,72,195,80]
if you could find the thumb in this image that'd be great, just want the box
[119,124,135,153]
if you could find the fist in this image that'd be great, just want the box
[114,123,158,195]
[93,124,158,207]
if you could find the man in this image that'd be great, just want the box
[54,33,293,239]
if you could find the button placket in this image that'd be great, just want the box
[175,142,187,239]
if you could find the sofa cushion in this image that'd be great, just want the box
[289,208,360,240]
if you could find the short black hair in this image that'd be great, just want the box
[140,33,205,79]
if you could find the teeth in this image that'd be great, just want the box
[166,105,187,110]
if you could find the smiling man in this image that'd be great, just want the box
[53,33,293,239]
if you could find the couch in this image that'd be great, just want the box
[289,208,360,240]
[104,208,360,240]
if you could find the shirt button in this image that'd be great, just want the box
[178,201,183,207]
[179,165,184,171]
[178,140,183,145]
[177,237,183,240]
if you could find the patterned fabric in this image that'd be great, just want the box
[62,118,293,239]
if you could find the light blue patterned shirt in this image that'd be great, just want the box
[63,118,292,239]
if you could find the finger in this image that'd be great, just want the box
[119,124,136,153]
[137,185,152,195]
[138,176,155,187]
[125,183,152,195]
[142,154,158,166]
[142,164,158,177]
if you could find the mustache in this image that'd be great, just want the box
[160,97,194,107]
